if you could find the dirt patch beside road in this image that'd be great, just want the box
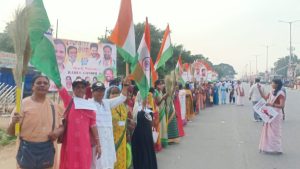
[0,143,17,169]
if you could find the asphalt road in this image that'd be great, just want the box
[157,86,300,169]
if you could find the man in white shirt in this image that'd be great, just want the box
[249,78,264,122]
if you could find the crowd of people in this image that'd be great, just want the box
[6,74,286,169]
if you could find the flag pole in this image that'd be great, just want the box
[55,19,58,39]
[126,63,129,76]
[53,18,59,102]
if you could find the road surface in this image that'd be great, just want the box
[157,87,300,169]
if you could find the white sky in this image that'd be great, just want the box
[1,0,300,77]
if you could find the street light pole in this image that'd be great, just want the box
[289,22,292,66]
[266,46,269,72]
[249,61,252,77]
[262,45,271,73]
[255,55,258,75]
[279,20,300,80]
[245,64,248,81]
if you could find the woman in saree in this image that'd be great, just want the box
[105,86,128,169]
[154,80,169,148]
[174,85,185,137]
[203,84,208,108]
[198,83,205,110]
[185,83,195,122]
[236,80,245,106]
[178,83,187,126]
[165,75,180,143]
[213,83,219,105]
[193,84,200,114]
[205,84,213,107]
[258,79,285,155]
[59,79,101,169]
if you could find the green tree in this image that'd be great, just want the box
[274,55,300,77]
[0,23,14,53]
[213,63,237,80]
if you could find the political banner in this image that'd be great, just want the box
[50,39,117,91]
[182,63,192,83]
[192,60,214,82]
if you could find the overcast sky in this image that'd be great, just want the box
[1,0,300,77]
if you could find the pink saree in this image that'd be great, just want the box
[259,90,285,154]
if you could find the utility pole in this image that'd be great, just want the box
[261,45,272,83]
[253,54,259,75]
[245,64,248,81]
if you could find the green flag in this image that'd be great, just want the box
[28,0,61,87]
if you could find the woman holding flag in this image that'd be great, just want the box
[58,79,101,169]
[7,76,63,169]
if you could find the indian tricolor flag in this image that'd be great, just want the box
[27,0,61,87]
[175,55,184,84]
[154,24,173,70]
[131,18,151,100]
[109,0,136,63]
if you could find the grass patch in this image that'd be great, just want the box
[0,129,16,146]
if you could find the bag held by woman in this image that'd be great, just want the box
[16,104,56,169]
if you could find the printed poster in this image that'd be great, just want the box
[253,99,279,123]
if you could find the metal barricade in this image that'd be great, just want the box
[0,83,16,115]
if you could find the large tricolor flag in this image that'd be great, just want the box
[154,24,173,70]
[131,18,151,100]
[175,55,184,84]
[109,0,136,64]
[27,0,61,87]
